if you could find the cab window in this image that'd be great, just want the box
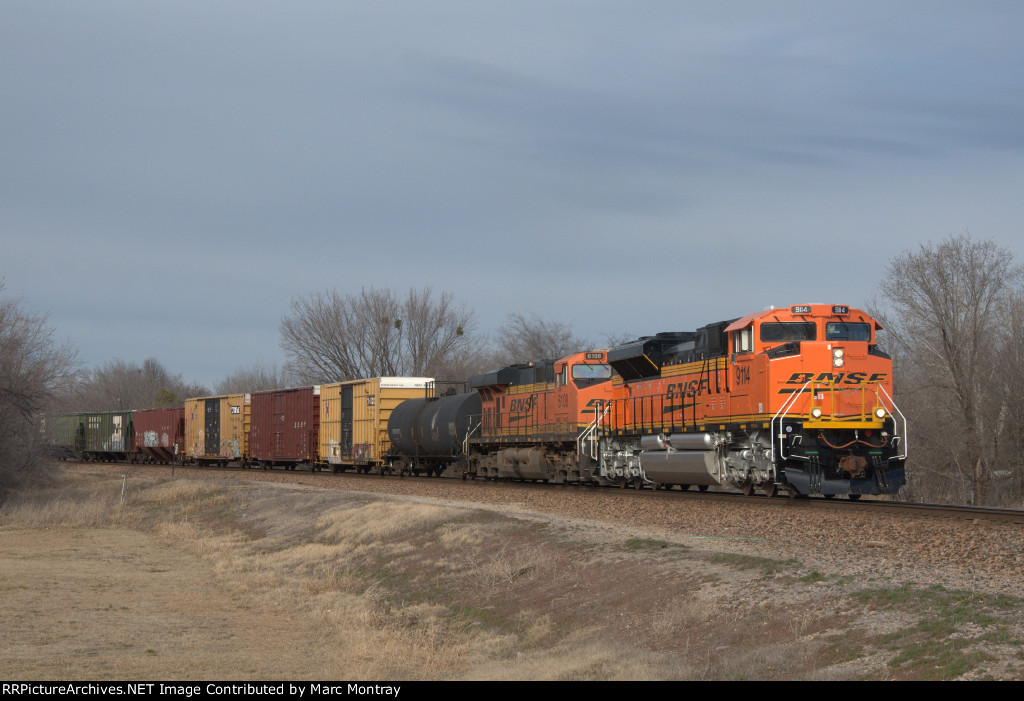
[733,327,753,353]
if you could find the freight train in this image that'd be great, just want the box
[44,303,907,498]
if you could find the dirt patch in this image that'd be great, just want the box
[0,528,322,679]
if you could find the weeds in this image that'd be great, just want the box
[844,584,1024,680]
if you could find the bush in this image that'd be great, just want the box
[0,282,77,499]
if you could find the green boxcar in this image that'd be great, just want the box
[81,410,135,461]
[43,413,85,459]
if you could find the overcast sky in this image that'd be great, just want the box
[3,1,1024,387]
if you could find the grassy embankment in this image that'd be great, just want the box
[1,469,1022,680]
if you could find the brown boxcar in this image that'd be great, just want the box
[133,407,185,463]
[249,386,320,469]
[184,394,250,465]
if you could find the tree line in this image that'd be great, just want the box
[3,233,1024,505]
[873,234,1024,506]
[0,281,595,499]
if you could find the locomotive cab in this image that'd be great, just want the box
[724,304,906,496]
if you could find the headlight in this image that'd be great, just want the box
[874,407,887,419]
[832,347,845,368]
[810,407,823,419]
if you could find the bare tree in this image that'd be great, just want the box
[602,329,636,349]
[280,286,477,383]
[877,233,1024,505]
[498,312,593,364]
[66,357,200,411]
[995,290,1024,501]
[0,282,78,496]
[215,361,284,395]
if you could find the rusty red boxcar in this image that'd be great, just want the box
[249,386,321,469]
[133,407,185,463]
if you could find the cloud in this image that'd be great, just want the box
[3,2,1024,385]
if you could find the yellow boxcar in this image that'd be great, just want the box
[184,393,250,465]
[319,377,432,472]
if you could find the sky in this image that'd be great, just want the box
[3,1,1024,387]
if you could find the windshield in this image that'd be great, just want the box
[760,322,817,343]
[572,364,612,389]
[826,322,871,342]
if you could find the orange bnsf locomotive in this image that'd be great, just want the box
[597,304,906,498]
[407,303,905,497]
[466,349,617,482]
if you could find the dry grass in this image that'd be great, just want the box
[3,467,1024,680]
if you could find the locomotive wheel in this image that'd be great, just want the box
[633,478,643,490]
[741,482,755,497]
[698,484,709,492]
[766,483,780,498]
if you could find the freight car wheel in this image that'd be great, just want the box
[698,485,709,492]
[848,494,862,501]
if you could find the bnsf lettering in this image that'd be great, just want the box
[665,379,709,400]
[785,372,887,385]
[509,395,538,414]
